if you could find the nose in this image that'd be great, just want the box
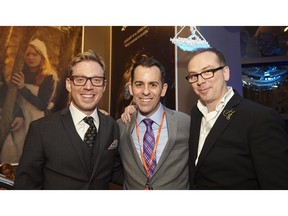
[143,84,150,95]
[196,74,206,85]
[84,79,94,89]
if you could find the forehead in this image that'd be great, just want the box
[26,46,39,54]
[133,65,161,81]
[188,51,219,69]
[72,61,104,76]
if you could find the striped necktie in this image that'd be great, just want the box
[142,118,156,179]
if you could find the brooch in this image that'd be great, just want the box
[223,109,235,120]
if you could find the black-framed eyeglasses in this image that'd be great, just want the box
[185,66,226,83]
[69,76,106,87]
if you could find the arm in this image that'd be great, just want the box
[11,102,24,131]
[19,75,55,111]
[250,108,288,189]
[120,105,137,124]
[12,73,56,111]
[14,122,45,189]
[0,81,24,132]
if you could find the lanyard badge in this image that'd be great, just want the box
[145,179,153,190]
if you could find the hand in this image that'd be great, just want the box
[10,72,25,89]
[99,109,109,116]
[121,105,137,124]
[10,117,24,132]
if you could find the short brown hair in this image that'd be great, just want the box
[188,47,227,66]
[67,50,106,77]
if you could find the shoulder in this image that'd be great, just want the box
[233,98,286,126]
[99,111,117,125]
[116,114,136,128]
[164,107,190,122]
[31,109,63,125]
[240,98,277,114]
[116,118,124,126]
[43,74,54,81]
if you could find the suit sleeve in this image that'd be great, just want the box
[14,122,45,189]
[249,108,288,189]
[111,121,123,186]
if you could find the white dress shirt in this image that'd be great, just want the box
[131,103,168,163]
[69,102,100,140]
[195,87,234,165]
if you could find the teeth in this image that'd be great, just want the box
[141,99,151,102]
[82,95,93,98]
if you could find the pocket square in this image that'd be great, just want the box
[107,139,118,150]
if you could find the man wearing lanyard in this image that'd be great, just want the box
[117,56,190,189]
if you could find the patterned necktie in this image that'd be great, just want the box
[83,116,97,148]
[142,118,156,179]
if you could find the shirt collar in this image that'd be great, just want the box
[69,102,99,125]
[137,103,164,126]
[197,86,234,115]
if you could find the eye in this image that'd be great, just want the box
[92,78,101,83]
[189,74,197,79]
[134,83,143,87]
[203,69,213,74]
[150,83,158,88]
[76,77,85,82]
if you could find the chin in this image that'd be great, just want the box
[139,109,154,116]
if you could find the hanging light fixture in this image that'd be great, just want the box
[170,26,210,51]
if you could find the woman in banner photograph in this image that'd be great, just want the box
[11,38,59,134]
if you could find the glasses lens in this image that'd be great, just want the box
[201,71,214,79]
[186,74,197,83]
[91,77,104,86]
[74,77,86,85]
[71,76,105,86]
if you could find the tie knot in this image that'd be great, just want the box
[84,116,94,127]
[142,118,153,127]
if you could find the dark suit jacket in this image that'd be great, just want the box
[189,91,288,189]
[15,107,122,189]
[117,106,190,190]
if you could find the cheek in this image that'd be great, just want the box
[191,83,198,90]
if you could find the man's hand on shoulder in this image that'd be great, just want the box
[121,105,137,124]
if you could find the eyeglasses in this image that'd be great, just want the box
[70,76,106,87]
[185,66,226,83]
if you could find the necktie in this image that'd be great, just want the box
[83,116,97,148]
[142,118,156,179]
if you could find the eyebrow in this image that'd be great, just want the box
[134,81,160,85]
[188,66,214,74]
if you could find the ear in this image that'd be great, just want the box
[161,83,168,97]
[102,80,107,92]
[223,66,230,81]
[66,78,72,93]
[128,82,133,96]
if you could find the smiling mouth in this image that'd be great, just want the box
[198,87,210,93]
[82,94,95,98]
[140,98,152,102]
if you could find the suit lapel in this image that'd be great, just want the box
[152,108,176,179]
[196,92,242,169]
[90,111,108,178]
[61,108,89,175]
[190,107,202,165]
[127,114,147,176]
